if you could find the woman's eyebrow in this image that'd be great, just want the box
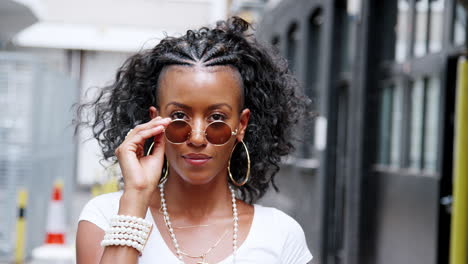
[165,102,232,111]
[165,102,192,110]
[207,103,232,111]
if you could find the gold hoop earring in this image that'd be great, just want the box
[147,142,169,184]
[160,159,169,184]
[228,140,250,187]
[146,142,155,156]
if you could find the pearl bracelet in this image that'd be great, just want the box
[109,220,151,233]
[107,226,150,240]
[104,233,146,244]
[101,238,144,253]
[110,215,152,227]
[101,214,153,255]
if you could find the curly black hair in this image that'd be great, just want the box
[74,16,309,203]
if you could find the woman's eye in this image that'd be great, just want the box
[210,113,225,121]
[171,112,187,120]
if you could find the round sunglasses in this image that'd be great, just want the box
[164,119,238,146]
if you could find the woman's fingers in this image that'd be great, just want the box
[130,125,165,145]
[146,127,166,157]
[119,117,170,155]
[140,136,166,182]
[114,116,171,194]
[126,117,171,139]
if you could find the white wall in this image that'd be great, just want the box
[71,1,229,185]
[77,51,130,185]
[10,0,230,185]
[15,0,229,52]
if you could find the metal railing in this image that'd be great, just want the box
[0,52,78,262]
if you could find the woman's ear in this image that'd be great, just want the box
[149,106,159,119]
[236,108,250,142]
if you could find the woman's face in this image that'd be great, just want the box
[150,65,250,185]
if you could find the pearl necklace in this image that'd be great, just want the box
[159,182,238,264]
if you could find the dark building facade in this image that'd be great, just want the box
[256,0,467,264]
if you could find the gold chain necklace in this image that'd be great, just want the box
[159,182,239,264]
[178,229,230,264]
[158,207,217,229]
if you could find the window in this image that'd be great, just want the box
[302,9,323,158]
[429,0,444,52]
[379,76,441,172]
[454,1,467,45]
[271,35,280,52]
[377,1,445,174]
[409,78,425,169]
[390,84,404,167]
[307,8,323,88]
[287,23,299,73]
[423,76,440,171]
[377,82,404,168]
[414,0,429,57]
[378,84,394,165]
[396,0,410,62]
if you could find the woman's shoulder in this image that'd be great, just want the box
[251,204,313,263]
[253,204,305,233]
[78,191,123,230]
[87,190,123,205]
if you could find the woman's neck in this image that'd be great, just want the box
[148,170,233,222]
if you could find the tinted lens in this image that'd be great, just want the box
[165,120,191,143]
[206,121,232,145]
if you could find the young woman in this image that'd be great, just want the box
[75,16,313,264]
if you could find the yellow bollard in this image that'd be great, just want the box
[450,57,468,264]
[103,177,119,194]
[91,183,101,197]
[15,189,28,263]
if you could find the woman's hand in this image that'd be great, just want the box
[87,117,171,264]
[114,117,171,210]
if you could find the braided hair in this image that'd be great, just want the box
[74,16,309,203]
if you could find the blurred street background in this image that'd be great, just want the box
[1,0,468,263]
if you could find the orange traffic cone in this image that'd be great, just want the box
[31,181,74,263]
[44,181,66,245]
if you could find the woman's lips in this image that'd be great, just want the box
[184,158,211,166]
[182,153,212,166]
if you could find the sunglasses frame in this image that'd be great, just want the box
[164,119,238,146]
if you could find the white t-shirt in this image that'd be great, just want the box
[78,191,313,264]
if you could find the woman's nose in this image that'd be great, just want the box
[187,120,207,146]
